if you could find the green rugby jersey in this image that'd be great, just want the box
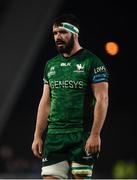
[43,49,108,134]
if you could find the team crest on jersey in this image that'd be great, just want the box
[48,66,56,77]
[74,64,84,73]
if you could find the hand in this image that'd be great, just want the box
[85,134,101,154]
[31,137,43,158]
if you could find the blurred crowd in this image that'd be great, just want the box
[0,145,41,178]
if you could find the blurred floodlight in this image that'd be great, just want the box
[105,41,119,56]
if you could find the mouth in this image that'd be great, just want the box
[56,41,65,46]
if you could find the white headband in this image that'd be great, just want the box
[59,22,79,35]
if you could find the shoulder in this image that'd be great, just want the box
[82,49,104,69]
[82,49,108,75]
[83,49,102,62]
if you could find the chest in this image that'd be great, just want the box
[47,61,90,89]
[49,61,90,79]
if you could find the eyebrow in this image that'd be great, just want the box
[53,29,68,34]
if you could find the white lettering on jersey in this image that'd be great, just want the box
[60,62,71,67]
[94,66,106,74]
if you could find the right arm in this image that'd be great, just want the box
[31,84,50,158]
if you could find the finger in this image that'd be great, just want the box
[98,144,101,152]
[35,151,41,158]
[85,146,93,155]
[38,143,42,155]
[36,145,42,158]
[93,145,98,153]
[90,145,98,154]
[33,145,41,158]
[95,144,101,153]
[85,144,91,155]
[90,147,95,154]
[33,146,39,157]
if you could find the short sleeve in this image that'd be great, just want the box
[43,62,49,84]
[90,56,109,84]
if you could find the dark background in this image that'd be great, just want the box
[0,0,136,178]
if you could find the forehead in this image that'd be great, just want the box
[53,24,67,32]
[53,25,59,31]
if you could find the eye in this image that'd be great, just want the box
[53,31,57,35]
[59,30,68,34]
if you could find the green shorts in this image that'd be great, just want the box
[42,131,99,167]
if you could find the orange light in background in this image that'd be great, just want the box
[105,41,119,56]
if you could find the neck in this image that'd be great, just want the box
[63,42,82,58]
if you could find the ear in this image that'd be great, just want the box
[73,33,78,39]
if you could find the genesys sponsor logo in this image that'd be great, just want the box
[50,80,84,89]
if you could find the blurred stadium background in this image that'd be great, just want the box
[0,0,136,178]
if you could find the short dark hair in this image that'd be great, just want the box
[53,13,80,30]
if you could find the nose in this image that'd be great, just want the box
[55,32,62,40]
[55,32,61,39]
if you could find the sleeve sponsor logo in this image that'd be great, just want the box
[94,66,106,74]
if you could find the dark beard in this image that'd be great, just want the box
[56,35,74,54]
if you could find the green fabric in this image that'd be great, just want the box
[43,49,108,134]
[42,132,98,166]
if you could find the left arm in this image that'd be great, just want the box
[85,82,109,154]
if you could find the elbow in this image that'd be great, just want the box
[103,94,109,105]
[104,94,109,102]
[96,94,109,105]
[104,95,109,107]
